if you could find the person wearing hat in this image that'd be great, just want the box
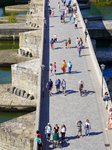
[78,80,84,96]
[45,123,52,142]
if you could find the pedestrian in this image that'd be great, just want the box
[55,78,61,93]
[76,120,83,137]
[107,108,112,124]
[54,34,57,43]
[76,37,79,47]
[36,130,42,139]
[78,80,84,96]
[103,92,109,110]
[62,60,66,73]
[49,63,53,75]
[52,9,54,17]
[48,8,51,17]
[61,79,66,95]
[44,18,47,28]
[73,12,76,22]
[69,15,72,22]
[53,62,56,75]
[53,124,59,134]
[62,9,65,17]
[61,0,63,6]
[60,14,63,23]
[60,125,67,143]
[36,135,43,150]
[67,61,72,73]
[68,37,71,48]
[84,119,91,136]
[50,38,54,50]
[65,9,67,17]
[58,2,60,10]
[48,1,50,8]
[85,30,88,42]
[75,19,78,28]
[77,44,82,57]
[45,123,52,142]
[63,0,66,6]
[46,79,53,96]
[105,112,112,130]
[79,38,83,48]
[65,40,68,48]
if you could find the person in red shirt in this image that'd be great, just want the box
[36,130,42,140]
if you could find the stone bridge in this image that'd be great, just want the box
[0,0,112,149]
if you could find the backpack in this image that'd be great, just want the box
[86,124,89,129]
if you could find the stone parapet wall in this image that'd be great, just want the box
[12,59,40,98]
[19,30,42,57]
[0,111,35,150]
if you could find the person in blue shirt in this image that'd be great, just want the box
[50,38,54,50]
[37,135,43,150]
[55,78,61,93]
[46,79,53,96]
[67,61,72,73]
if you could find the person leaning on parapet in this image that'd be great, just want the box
[103,92,109,110]
[48,8,51,17]
[46,79,53,96]
[76,120,83,138]
[85,30,88,42]
[45,123,52,142]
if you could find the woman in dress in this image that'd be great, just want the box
[62,60,66,73]
[68,37,71,48]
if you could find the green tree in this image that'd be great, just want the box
[9,12,16,23]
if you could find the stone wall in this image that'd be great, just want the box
[12,59,40,99]
[19,30,42,57]
[0,111,36,150]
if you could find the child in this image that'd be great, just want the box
[69,15,72,22]
[65,40,68,48]
[50,63,53,75]
[58,2,60,10]
[53,62,56,75]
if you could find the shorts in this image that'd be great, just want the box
[54,38,57,42]
[62,86,66,90]
[48,87,52,90]
[65,44,67,46]
[75,24,77,27]
[56,85,60,89]
[46,133,51,138]
[38,143,42,148]
[51,44,53,47]
[77,128,82,132]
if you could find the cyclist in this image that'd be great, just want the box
[78,80,84,96]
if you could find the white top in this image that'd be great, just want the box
[73,14,76,18]
[78,81,84,84]
[50,65,53,70]
[54,34,57,38]
[75,20,78,24]
[76,39,79,45]
[61,127,66,133]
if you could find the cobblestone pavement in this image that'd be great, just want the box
[45,0,107,149]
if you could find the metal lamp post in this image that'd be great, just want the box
[100,64,105,97]
[41,64,45,98]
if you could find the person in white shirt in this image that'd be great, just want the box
[54,34,57,43]
[73,13,76,22]
[78,80,84,96]
[76,37,79,47]
[84,119,91,136]
[60,124,67,143]
[45,123,52,142]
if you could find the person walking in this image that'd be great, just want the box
[60,125,67,143]
[65,40,68,48]
[60,14,63,23]
[73,13,76,22]
[67,61,72,73]
[61,79,66,95]
[68,37,71,48]
[65,9,67,17]
[79,38,83,48]
[76,37,79,47]
[103,92,109,110]
[84,119,91,136]
[76,120,83,137]
[53,62,56,75]
[50,38,54,50]
[54,34,57,43]
[63,0,66,6]
[69,15,72,22]
[77,44,82,57]
[48,8,51,17]
[37,135,43,150]
[58,2,60,11]
[105,112,112,130]
[45,123,52,142]
[55,78,61,93]
[49,63,53,75]
[53,124,59,134]
[62,60,66,73]
[46,79,53,96]
[78,80,84,96]
[52,9,54,17]
[75,19,78,28]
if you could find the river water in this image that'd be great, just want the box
[81,2,112,78]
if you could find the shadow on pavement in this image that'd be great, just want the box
[82,90,95,97]
[66,90,78,96]
[90,131,103,136]
[54,47,63,49]
[56,70,82,75]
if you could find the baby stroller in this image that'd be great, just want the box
[53,133,61,148]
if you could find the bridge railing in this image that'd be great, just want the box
[33,0,46,148]
[75,0,111,109]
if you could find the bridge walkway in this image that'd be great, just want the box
[47,0,108,149]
